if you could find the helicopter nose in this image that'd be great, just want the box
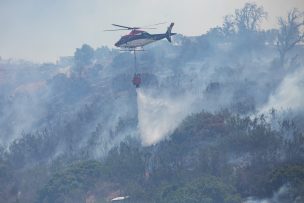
[114,41,119,47]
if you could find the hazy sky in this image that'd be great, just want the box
[0,0,303,62]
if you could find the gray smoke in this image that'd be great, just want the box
[261,67,304,112]
[245,184,295,203]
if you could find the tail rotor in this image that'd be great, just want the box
[166,23,176,43]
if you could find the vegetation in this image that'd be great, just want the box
[1,110,301,202]
[0,2,303,203]
[37,160,104,203]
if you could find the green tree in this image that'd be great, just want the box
[74,44,94,76]
[37,160,104,203]
[158,176,241,203]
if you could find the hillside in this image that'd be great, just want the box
[1,3,304,203]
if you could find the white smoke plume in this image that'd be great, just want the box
[261,67,304,112]
[245,184,293,203]
[136,88,197,146]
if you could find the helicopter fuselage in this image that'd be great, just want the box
[115,31,170,49]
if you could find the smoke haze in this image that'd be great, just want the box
[137,88,197,145]
[261,67,304,112]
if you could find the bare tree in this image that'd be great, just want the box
[222,15,236,37]
[235,3,267,33]
[277,8,304,65]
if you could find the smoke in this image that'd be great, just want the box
[136,88,197,146]
[0,63,52,146]
[245,184,293,203]
[260,67,304,112]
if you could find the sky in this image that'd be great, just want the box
[0,0,303,63]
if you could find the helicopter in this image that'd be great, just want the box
[105,22,176,50]
[105,22,176,88]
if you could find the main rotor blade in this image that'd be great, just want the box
[104,29,129,31]
[141,28,157,30]
[110,22,166,30]
[141,22,167,28]
[112,24,135,29]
